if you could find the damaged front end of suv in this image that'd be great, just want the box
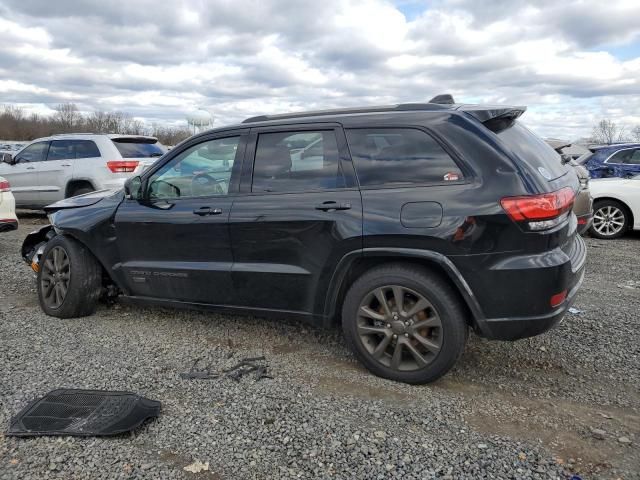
[21,189,124,293]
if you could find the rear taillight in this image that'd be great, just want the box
[107,161,139,173]
[0,180,10,192]
[501,187,575,231]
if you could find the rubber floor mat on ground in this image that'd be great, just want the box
[7,389,161,437]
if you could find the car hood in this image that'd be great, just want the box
[43,189,124,213]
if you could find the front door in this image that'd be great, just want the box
[229,125,362,315]
[114,131,247,305]
[0,141,50,206]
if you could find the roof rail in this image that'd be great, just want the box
[51,132,97,136]
[241,102,452,124]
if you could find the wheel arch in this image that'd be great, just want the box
[593,196,634,231]
[323,248,486,333]
[65,179,95,198]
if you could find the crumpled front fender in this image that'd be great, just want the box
[21,224,56,267]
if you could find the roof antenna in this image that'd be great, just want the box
[428,94,455,105]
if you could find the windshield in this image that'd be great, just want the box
[112,139,164,158]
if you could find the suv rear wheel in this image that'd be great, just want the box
[37,235,103,318]
[590,199,629,239]
[342,264,468,384]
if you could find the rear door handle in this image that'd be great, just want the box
[26,166,35,170]
[193,207,223,216]
[61,163,72,167]
[315,201,352,211]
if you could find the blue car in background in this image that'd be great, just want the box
[579,143,640,179]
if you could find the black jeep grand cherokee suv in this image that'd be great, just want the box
[22,95,586,384]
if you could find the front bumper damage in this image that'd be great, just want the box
[21,224,56,273]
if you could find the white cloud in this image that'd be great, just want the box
[0,0,638,139]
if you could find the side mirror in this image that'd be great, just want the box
[1,153,15,165]
[124,175,142,200]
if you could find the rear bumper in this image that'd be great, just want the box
[576,212,592,235]
[99,177,127,191]
[456,233,587,341]
[480,266,585,340]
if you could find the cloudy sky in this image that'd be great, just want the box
[1,0,639,139]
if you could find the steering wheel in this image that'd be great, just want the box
[191,172,225,196]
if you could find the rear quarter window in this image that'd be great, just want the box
[345,128,463,187]
[496,122,568,180]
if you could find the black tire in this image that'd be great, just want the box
[341,263,468,384]
[37,235,102,318]
[589,199,629,240]
[69,186,94,197]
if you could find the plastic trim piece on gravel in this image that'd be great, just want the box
[7,389,161,437]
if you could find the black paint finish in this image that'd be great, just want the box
[23,105,586,341]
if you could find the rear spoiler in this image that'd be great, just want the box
[457,104,526,133]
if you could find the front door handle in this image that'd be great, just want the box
[26,166,35,170]
[61,163,72,167]
[315,201,352,212]
[193,207,223,216]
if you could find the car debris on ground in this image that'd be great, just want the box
[180,356,273,382]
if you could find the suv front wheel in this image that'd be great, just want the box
[342,264,468,384]
[37,235,103,318]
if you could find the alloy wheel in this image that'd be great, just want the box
[593,206,625,237]
[356,285,443,371]
[41,246,71,309]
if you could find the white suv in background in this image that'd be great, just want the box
[0,134,166,208]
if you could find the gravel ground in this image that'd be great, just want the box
[0,212,638,479]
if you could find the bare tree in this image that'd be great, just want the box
[591,119,627,144]
[631,125,640,142]
[151,125,192,146]
[52,103,82,133]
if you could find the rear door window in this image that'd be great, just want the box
[112,139,164,158]
[345,128,463,187]
[251,130,345,193]
[47,140,100,161]
[496,122,568,180]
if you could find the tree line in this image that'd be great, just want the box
[2,103,639,147]
[0,103,192,146]
[591,119,640,145]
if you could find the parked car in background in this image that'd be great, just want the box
[22,96,586,384]
[546,139,592,233]
[0,134,166,209]
[0,176,18,232]
[589,176,640,239]
[578,143,640,179]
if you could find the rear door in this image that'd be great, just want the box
[39,140,102,203]
[0,141,50,206]
[228,124,362,315]
[114,131,247,304]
